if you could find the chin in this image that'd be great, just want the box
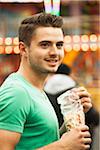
[45,64,59,73]
[49,67,58,73]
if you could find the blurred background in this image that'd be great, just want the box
[0,0,99,149]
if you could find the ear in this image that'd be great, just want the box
[19,41,28,57]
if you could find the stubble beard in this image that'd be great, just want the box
[29,60,59,75]
[28,54,61,75]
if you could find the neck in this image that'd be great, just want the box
[18,62,48,91]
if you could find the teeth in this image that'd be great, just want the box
[46,59,57,62]
[50,60,57,62]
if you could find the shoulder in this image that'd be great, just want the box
[0,77,32,124]
[0,78,30,108]
[0,82,30,133]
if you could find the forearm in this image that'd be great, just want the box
[0,144,14,150]
[37,140,65,150]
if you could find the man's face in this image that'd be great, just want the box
[26,27,64,74]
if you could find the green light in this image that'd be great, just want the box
[44,0,60,16]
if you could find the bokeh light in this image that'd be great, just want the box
[90,43,97,51]
[0,46,4,54]
[73,44,80,51]
[81,35,89,43]
[64,35,72,43]
[13,46,20,54]
[5,37,12,45]
[64,44,72,52]
[73,35,80,43]
[5,46,13,54]
[90,34,97,42]
[13,37,19,45]
[0,37,3,45]
[81,44,89,51]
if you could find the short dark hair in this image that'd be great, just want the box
[19,12,63,47]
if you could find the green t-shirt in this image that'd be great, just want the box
[0,73,59,150]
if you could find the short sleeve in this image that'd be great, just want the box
[0,84,31,133]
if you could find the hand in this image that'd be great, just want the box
[73,87,92,113]
[59,125,91,150]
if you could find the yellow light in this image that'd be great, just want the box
[5,37,12,45]
[64,35,72,43]
[73,35,80,43]
[13,46,20,54]
[5,46,13,54]
[0,37,3,45]
[98,35,100,42]
[64,44,72,52]
[81,44,89,51]
[98,43,100,49]
[81,35,89,43]
[73,44,80,51]
[90,44,97,51]
[90,34,97,42]
[0,46,4,54]
[13,37,19,45]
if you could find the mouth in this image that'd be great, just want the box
[45,58,59,66]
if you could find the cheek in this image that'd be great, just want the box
[59,50,64,59]
[37,51,45,58]
[34,52,45,63]
[31,49,43,59]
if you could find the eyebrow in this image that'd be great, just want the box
[56,41,64,44]
[39,40,64,44]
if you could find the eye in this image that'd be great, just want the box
[40,42,51,49]
[56,42,64,49]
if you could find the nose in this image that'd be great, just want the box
[49,44,58,55]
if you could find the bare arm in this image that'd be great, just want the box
[0,125,91,150]
[0,130,21,150]
[37,125,91,150]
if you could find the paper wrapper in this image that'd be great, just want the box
[57,89,85,131]
[64,110,85,131]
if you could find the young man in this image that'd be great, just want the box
[0,13,92,150]
[44,63,99,150]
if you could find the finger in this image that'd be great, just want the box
[77,125,89,131]
[83,144,91,150]
[82,103,92,108]
[82,101,92,109]
[82,102,92,113]
[81,97,91,103]
[77,91,91,98]
[82,131,91,138]
[77,86,86,91]
[73,87,87,92]
[83,137,92,144]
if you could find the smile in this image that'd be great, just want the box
[45,59,59,63]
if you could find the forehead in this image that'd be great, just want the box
[32,27,64,42]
